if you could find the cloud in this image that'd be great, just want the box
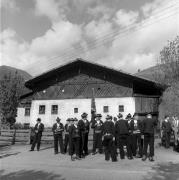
[84,19,113,40]
[34,0,68,22]
[1,0,178,76]
[114,9,139,27]
[30,21,82,57]
[0,0,19,11]
[87,4,114,20]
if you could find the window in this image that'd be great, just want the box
[51,105,58,114]
[74,108,78,113]
[39,105,45,114]
[103,106,109,113]
[25,108,30,116]
[119,105,124,112]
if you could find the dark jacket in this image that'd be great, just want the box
[78,119,90,134]
[34,123,44,135]
[162,121,172,133]
[102,121,115,136]
[91,120,103,133]
[115,119,129,135]
[128,119,142,134]
[64,123,71,135]
[52,123,64,135]
[69,124,80,138]
[142,118,157,134]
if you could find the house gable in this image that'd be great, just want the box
[33,74,133,100]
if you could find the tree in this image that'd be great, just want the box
[0,72,24,128]
[156,36,179,119]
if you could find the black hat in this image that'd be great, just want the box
[37,118,41,122]
[95,114,102,118]
[117,113,123,118]
[66,118,71,121]
[126,113,132,119]
[56,117,61,121]
[81,112,88,118]
[106,115,112,120]
[73,118,78,121]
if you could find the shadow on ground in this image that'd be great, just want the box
[144,162,179,180]
[0,170,65,180]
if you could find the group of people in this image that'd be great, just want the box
[29,112,160,162]
[161,115,179,150]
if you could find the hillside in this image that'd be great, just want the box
[134,65,164,82]
[0,65,32,95]
[0,66,32,81]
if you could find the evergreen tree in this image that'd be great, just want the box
[0,71,24,128]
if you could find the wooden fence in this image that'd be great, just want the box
[0,129,94,145]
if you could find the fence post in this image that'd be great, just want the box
[11,129,16,145]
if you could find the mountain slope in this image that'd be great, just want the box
[0,66,32,81]
[135,65,164,82]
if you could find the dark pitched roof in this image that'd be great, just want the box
[21,58,164,99]
[25,58,162,87]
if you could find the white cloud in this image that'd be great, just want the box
[83,0,178,73]
[0,20,83,75]
[0,0,19,11]
[84,19,113,40]
[114,9,139,27]
[87,4,114,20]
[1,0,178,76]
[34,0,68,22]
[30,21,82,57]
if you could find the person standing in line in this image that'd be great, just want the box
[132,113,143,158]
[78,112,90,156]
[102,115,117,162]
[115,113,133,160]
[142,113,157,161]
[172,115,179,151]
[69,118,81,161]
[52,117,64,154]
[162,115,172,148]
[113,117,118,155]
[30,118,44,151]
[126,113,135,157]
[64,118,71,154]
[68,118,75,157]
[91,114,104,155]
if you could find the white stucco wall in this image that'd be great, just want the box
[16,97,135,127]
[16,107,31,124]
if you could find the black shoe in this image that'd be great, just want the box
[29,149,34,151]
[128,156,133,160]
[142,155,147,161]
[136,154,142,158]
[121,157,125,160]
[71,156,75,161]
[75,156,81,160]
[54,152,58,155]
[92,152,97,155]
[149,156,154,162]
[37,149,40,151]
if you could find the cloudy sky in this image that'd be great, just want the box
[0,0,178,76]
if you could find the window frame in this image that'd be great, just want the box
[39,105,46,114]
[51,105,58,115]
[74,108,78,114]
[103,106,109,113]
[24,107,30,116]
[119,105,124,112]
